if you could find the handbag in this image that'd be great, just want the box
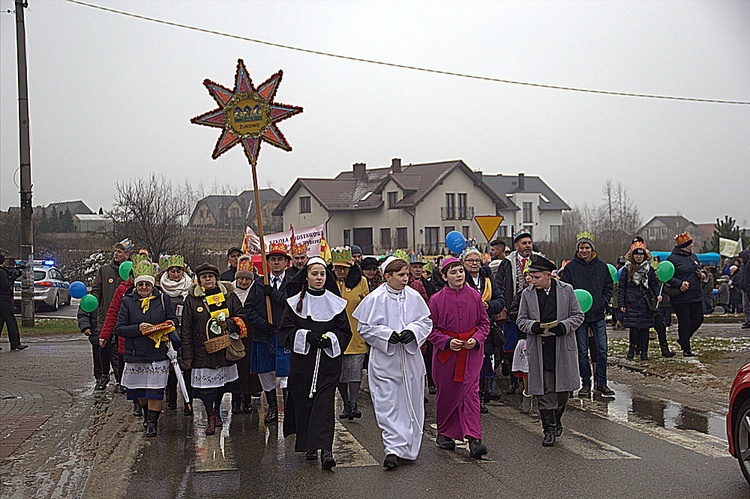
[661,283,683,298]
[643,286,658,314]
[225,336,246,361]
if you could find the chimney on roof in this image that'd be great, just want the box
[391,158,402,173]
[518,172,525,190]
[353,162,366,180]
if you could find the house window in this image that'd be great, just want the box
[343,229,351,246]
[661,227,667,237]
[550,225,561,243]
[445,193,456,219]
[458,193,468,219]
[299,196,311,214]
[444,226,455,238]
[425,227,439,254]
[388,191,398,208]
[397,227,408,248]
[462,226,470,239]
[522,202,533,223]
[380,228,392,249]
[498,226,508,237]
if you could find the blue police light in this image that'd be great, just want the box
[43,259,55,266]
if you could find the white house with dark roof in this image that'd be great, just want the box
[274,158,512,254]
[479,173,571,242]
[188,188,283,233]
[637,215,704,251]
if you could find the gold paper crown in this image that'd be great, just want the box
[675,231,692,246]
[131,253,150,266]
[290,241,307,256]
[267,241,290,257]
[132,259,156,278]
[630,241,647,252]
[331,246,353,266]
[237,256,254,274]
[393,249,409,262]
[576,231,595,242]
[159,254,184,270]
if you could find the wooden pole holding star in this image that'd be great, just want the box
[191,59,302,323]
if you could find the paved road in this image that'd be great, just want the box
[1,335,748,498]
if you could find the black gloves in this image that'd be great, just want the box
[388,331,401,344]
[399,329,416,344]
[263,284,273,297]
[531,322,543,335]
[316,336,332,349]
[262,322,275,334]
[551,324,566,336]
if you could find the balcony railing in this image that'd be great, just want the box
[441,205,474,220]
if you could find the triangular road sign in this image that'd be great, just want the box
[474,215,504,241]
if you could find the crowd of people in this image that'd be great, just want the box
[60,227,749,470]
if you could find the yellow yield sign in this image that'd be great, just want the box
[474,215,504,242]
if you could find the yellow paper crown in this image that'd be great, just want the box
[576,231,595,242]
[267,241,289,257]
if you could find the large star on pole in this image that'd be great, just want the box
[191,59,303,167]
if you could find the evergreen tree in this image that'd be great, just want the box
[59,208,75,232]
[704,215,749,252]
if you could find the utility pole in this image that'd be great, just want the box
[15,0,34,327]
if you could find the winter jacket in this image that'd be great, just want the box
[244,273,288,345]
[618,264,659,329]
[99,279,133,355]
[115,287,177,363]
[181,282,246,369]
[666,247,704,305]
[91,260,124,330]
[77,306,100,346]
[0,265,22,300]
[740,250,750,294]
[559,253,613,323]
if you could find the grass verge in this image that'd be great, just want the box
[19,318,80,336]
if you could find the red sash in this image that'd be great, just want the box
[436,327,477,383]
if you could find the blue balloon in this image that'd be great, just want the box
[617,267,624,280]
[69,281,87,299]
[445,231,467,254]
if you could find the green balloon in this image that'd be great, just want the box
[80,294,99,313]
[656,261,675,283]
[607,263,617,283]
[119,261,133,281]
[574,289,593,313]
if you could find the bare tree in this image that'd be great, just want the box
[109,174,191,257]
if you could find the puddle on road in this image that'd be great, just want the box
[585,381,727,440]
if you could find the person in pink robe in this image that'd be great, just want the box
[428,257,491,459]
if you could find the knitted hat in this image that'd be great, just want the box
[360,257,378,271]
[675,231,693,248]
[576,231,596,252]
[132,259,156,285]
[235,256,254,279]
[331,246,354,267]
[350,245,363,256]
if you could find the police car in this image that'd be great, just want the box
[13,259,71,311]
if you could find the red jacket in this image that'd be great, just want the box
[98,278,133,355]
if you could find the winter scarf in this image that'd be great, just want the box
[627,260,651,287]
[160,272,192,299]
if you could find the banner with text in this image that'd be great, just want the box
[264,223,326,256]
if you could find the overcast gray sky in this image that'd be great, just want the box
[2,0,748,227]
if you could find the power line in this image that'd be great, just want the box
[67,0,750,106]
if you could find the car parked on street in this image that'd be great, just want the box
[728,360,750,485]
[13,260,71,311]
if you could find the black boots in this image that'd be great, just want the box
[166,390,177,410]
[626,345,635,360]
[467,436,488,459]
[132,400,143,417]
[506,376,518,395]
[232,394,243,414]
[555,405,565,437]
[321,450,336,470]
[350,403,362,419]
[145,410,160,437]
[241,394,253,413]
[338,402,352,420]
[264,389,278,424]
[540,410,557,447]
[141,404,149,427]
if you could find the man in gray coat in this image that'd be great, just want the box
[517,255,584,447]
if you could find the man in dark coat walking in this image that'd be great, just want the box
[559,232,614,397]
[666,232,706,356]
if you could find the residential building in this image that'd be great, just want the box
[637,215,705,251]
[45,200,93,217]
[274,158,510,254]
[73,214,112,233]
[188,188,283,233]
[479,172,571,242]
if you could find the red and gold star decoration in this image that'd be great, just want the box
[191,59,303,166]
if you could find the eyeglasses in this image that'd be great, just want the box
[464,259,481,264]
